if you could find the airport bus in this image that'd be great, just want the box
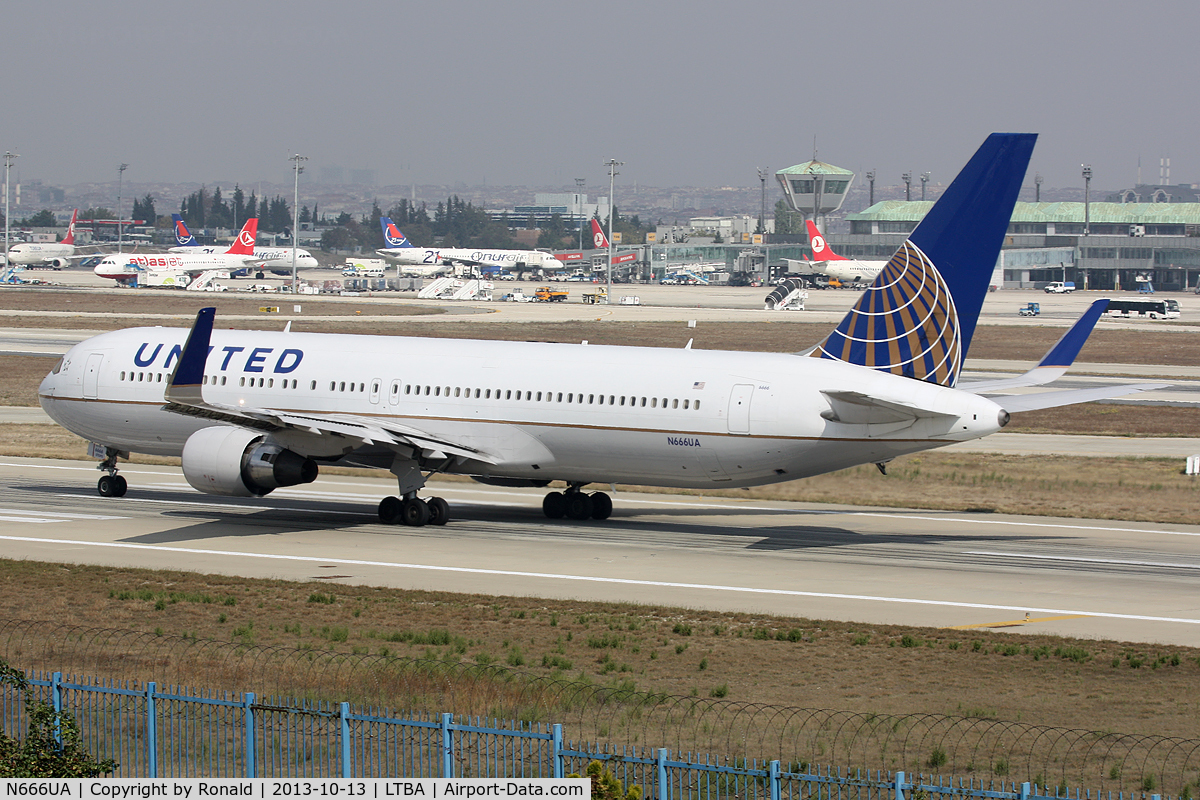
[1106,297,1181,320]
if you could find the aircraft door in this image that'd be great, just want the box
[727,384,753,434]
[388,379,402,406]
[83,353,104,399]
[370,379,382,404]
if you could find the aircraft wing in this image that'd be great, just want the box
[960,299,1109,392]
[993,383,1168,412]
[821,389,957,424]
[161,308,498,464]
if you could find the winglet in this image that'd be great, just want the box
[806,219,845,261]
[225,219,258,255]
[165,307,215,406]
[962,299,1111,393]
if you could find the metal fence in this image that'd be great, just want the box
[1,669,1188,800]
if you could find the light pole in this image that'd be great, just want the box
[290,154,308,291]
[117,163,128,253]
[575,177,585,250]
[603,158,622,300]
[902,172,912,202]
[920,172,930,202]
[1034,173,1043,203]
[866,170,876,207]
[1081,164,1092,237]
[757,168,767,236]
[3,152,16,267]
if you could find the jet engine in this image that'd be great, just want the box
[48,258,70,268]
[181,426,318,497]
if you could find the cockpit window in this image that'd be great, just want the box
[51,358,63,375]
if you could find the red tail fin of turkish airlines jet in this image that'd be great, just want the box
[61,209,78,246]
[590,218,610,249]
[806,219,847,261]
[226,218,259,255]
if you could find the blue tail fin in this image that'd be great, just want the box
[172,214,198,246]
[810,133,1035,387]
[380,217,414,248]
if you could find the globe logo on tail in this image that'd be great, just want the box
[811,234,827,255]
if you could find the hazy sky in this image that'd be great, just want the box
[3,0,1196,192]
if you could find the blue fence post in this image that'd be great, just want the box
[769,760,781,800]
[341,703,352,779]
[1021,782,1031,800]
[146,682,158,778]
[657,749,669,800]
[552,724,564,779]
[51,672,63,746]
[243,692,256,778]
[895,771,906,800]
[441,713,454,778]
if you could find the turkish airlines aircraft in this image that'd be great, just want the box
[168,215,319,275]
[6,210,100,267]
[93,219,263,284]
[805,219,890,285]
[39,134,1164,527]
[375,217,560,275]
[589,219,638,265]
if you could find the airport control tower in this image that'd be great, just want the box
[776,159,854,222]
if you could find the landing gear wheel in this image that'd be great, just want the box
[542,491,566,519]
[565,492,594,521]
[97,475,116,497]
[401,498,430,527]
[112,475,128,497]
[589,491,612,520]
[255,271,265,280]
[426,497,450,526]
[378,495,403,525]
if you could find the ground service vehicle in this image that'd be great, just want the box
[1106,298,1180,320]
[1018,302,1040,317]
[534,285,568,302]
[1044,281,1075,293]
[582,287,608,304]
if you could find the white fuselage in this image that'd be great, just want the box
[812,259,889,284]
[169,245,319,271]
[378,246,559,274]
[94,252,254,282]
[39,326,1006,490]
[7,242,76,266]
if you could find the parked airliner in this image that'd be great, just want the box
[169,215,319,275]
[805,219,889,285]
[39,134,1163,527]
[375,217,560,275]
[6,210,99,268]
[94,219,264,284]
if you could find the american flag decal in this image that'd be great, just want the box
[692,381,706,389]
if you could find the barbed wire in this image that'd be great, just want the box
[3,618,1196,794]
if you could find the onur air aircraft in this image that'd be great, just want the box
[93,219,264,284]
[6,210,102,268]
[39,134,1164,527]
[375,217,561,275]
[168,214,319,276]
[805,219,889,285]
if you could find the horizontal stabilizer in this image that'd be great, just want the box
[997,383,1168,413]
[821,389,955,425]
[962,299,1111,393]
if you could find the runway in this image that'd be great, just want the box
[2,456,1198,647]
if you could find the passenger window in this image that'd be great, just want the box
[695,400,701,410]
[619,396,625,406]
[672,399,678,409]
[455,387,461,397]
[329,381,336,391]
[392,384,399,395]
[640,397,647,407]
[241,378,247,387]
[120,371,126,381]
[202,376,208,385]
[557,393,563,402]
[651,398,657,408]
[268,379,274,388]
[588,394,594,404]
[310,380,316,390]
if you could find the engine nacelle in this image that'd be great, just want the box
[48,257,70,269]
[181,426,318,497]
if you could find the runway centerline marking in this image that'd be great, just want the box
[1,534,1199,627]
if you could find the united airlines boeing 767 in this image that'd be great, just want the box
[38,134,1163,526]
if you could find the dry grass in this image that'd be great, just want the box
[2,559,1198,744]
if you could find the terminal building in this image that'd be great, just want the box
[842,200,1200,291]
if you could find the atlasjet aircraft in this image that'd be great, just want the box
[169,215,319,275]
[375,217,560,275]
[93,219,264,284]
[6,210,100,268]
[39,134,1164,527]
[805,219,889,285]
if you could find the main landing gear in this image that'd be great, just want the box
[377,494,449,527]
[542,485,612,521]
[95,447,128,498]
